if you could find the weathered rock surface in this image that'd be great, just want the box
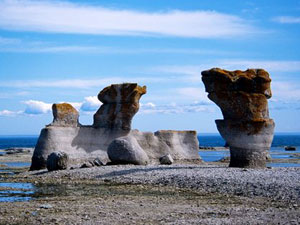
[50,103,79,127]
[30,83,201,170]
[108,136,149,165]
[46,151,69,171]
[202,68,275,168]
[93,83,146,131]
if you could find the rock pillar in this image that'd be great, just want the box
[201,68,275,168]
[93,83,146,131]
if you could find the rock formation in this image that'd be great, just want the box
[108,136,150,165]
[50,103,79,127]
[93,83,146,131]
[46,151,69,171]
[201,68,275,168]
[30,83,201,170]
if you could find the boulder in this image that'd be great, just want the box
[159,154,174,165]
[50,103,79,127]
[108,136,149,165]
[46,152,69,171]
[93,83,146,131]
[202,68,275,168]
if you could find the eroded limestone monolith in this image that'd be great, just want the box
[30,83,201,170]
[93,83,146,131]
[50,103,79,127]
[201,68,275,168]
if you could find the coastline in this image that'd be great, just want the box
[1,151,300,224]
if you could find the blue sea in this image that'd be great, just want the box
[0,134,299,166]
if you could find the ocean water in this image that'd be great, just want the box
[0,135,38,150]
[198,134,300,166]
[198,133,300,147]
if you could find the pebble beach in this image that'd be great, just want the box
[1,150,300,224]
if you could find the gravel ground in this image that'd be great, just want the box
[22,163,300,204]
[1,153,300,224]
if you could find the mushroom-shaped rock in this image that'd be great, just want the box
[201,68,275,168]
[46,151,69,171]
[93,83,146,131]
[50,103,79,127]
[108,136,149,165]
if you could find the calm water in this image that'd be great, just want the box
[0,136,38,150]
[198,133,300,147]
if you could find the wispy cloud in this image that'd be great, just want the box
[0,0,258,38]
[0,36,21,45]
[219,60,300,72]
[176,87,211,103]
[0,76,178,89]
[272,81,300,102]
[0,78,127,89]
[273,16,300,24]
[139,102,213,114]
[0,44,237,55]
[0,110,23,116]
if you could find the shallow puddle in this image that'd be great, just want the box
[0,182,35,202]
[2,162,31,168]
[267,163,300,167]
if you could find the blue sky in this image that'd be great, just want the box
[0,0,300,135]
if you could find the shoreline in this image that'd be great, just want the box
[1,151,300,224]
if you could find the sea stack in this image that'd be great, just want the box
[30,82,201,170]
[93,83,147,130]
[201,68,275,168]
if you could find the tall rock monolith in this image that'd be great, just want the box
[201,68,275,168]
[93,83,146,131]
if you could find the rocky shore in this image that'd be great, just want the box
[1,151,300,224]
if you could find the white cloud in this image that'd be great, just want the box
[23,100,52,115]
[80,96,102,112]
[272,81,300,101]
[0,76,170,89]
[0,0,257,38]
[0,110,22,116]
[273,16,300,24]
[219,60,300,72]
[139,102,213,114]
[177,87,211,103]
[0,78,124,89]
[0,44,237,55]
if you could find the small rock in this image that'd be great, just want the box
[39,204,53,209]
[80,162,94,168]
[93,158,105,166]
[159,154,174,165]
[285,146,296,151]
[46,152,69,172]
